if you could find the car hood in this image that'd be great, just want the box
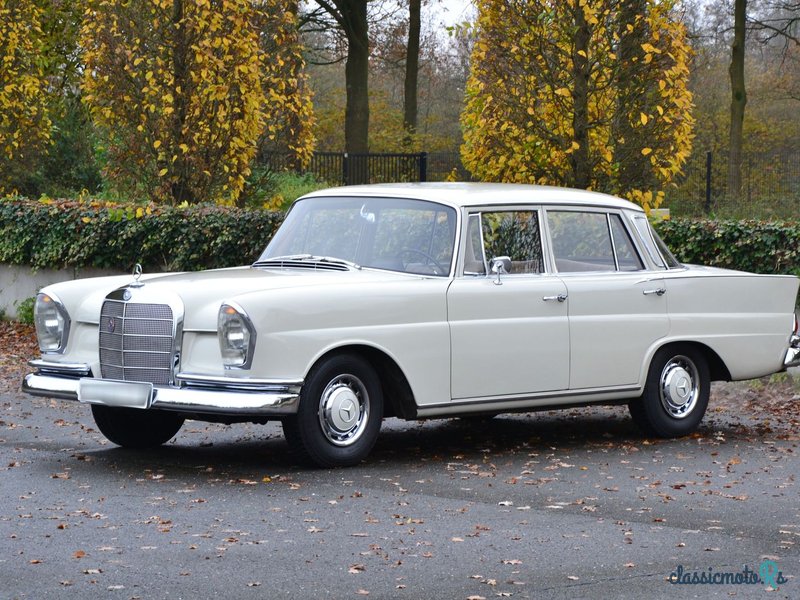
[47,266,417,331]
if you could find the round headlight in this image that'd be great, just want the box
[34,292,71,353]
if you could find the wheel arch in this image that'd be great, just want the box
[306,344,418,420]
[648,340,732,383]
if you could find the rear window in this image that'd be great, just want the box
[632,215,681,269]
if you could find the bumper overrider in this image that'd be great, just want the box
[787,335,800,369]
[23,359,301,416]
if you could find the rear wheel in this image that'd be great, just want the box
[283,354,383,468]
[629,345,710,438]
[91,405,184,449]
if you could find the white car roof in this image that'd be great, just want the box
[301,182,644,213]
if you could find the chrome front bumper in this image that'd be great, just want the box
[786,335,800,369]
[23,361,301,416]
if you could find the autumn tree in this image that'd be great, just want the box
[0,0,52,195]
[252,0,315,171]
[82,0,312,205]
[305,0,371,155]
[304,2,473,155]
[461,0,694,211]
[36,0,102,196]
[727,0,799,200]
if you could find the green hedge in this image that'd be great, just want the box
[654,218,800,277]
[1,198,798,280]
[0,199,284,271]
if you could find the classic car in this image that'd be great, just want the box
[23,183,800,467]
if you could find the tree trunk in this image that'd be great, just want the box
[340,0,369,158]
[314,0,370,164]
[728,0,747,201]
[403,0,421,146]
[571,4,591,189]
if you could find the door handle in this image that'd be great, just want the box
[643,288,666,296]
[543,294,568,302]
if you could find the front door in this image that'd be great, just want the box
[448,210,570,400]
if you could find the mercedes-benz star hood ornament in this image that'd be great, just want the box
[129,263,145,288]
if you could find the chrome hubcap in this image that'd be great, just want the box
[660,356,699,419]
[318,374,369,446]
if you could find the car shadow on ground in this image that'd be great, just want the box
[51,403,752,479]
[374,408,638,457]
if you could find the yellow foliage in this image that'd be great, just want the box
[81,0,314,205]
[251,1,315,171]
[0,0,52,194]
[461,0,694,212]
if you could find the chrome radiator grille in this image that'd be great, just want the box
[99,300,175,385]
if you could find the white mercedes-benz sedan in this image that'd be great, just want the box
[24,183,800,467]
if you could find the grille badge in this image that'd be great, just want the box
[123,289,132,301]
[106,317,116,333]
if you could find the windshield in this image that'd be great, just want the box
[259,196,458,276]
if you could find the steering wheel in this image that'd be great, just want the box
[400,248,447,275]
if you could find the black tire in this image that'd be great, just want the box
[629,345,710,438]
[91,405,184,449]
[283,354,383,468]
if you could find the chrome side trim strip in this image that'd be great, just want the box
[176,372,302,392]
[416,385,642,418]
[445,385,641,408]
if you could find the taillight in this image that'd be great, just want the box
[794,313,799,336]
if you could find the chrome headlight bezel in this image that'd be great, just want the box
[34,292,71,354]
[218,301,257,370]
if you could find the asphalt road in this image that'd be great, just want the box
[1,377,798,600]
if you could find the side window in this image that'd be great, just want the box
[548,211,615,272]
[632,215,668,269]
[609,214,644,271]
[472,210,543,274]
[464,215,486,275]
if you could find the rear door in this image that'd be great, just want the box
[545,209,668,389]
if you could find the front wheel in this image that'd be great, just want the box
[91,405,184,448]
[629,345,710,438]
[283,354,383,468]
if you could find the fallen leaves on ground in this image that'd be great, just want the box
[0,321,37,393]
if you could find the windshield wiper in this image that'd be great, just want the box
[253,255,362,270]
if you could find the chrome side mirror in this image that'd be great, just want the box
[490,256,511,285]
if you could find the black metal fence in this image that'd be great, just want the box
[262,149,800,217]
[260,151,469,186]
[665,150,800,217]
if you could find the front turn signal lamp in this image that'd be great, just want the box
[34,292,71,353]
